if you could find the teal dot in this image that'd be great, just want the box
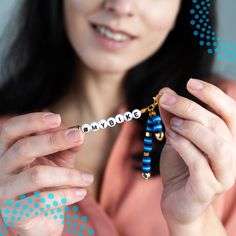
[0,226,2,230]
[80,224,86,230]
[4,209,10,215]
[35,212,39,216]
[23,205,28,210]
[64,206,69,212]
[40,208,44,212]
[50,209,55,214]
[27,198,33,204]
[9,222,14,227]
[72,206,78,212]
[19,194,26,200]
[81,216,88,222]
[61,198,67,204]
[88,229,95,235]
[17,217,21,221]
[73,222,78,227]
[67,221,71,226]
[44,212,48,217]
[59,214,64,219]
[73,229,77,234]
[6,199,13,207]
[53,215,58,220]
[46,204,51,209]
[0,233,2,236]
[11,216,15,221]
[53,201,58,206]
[40,198,46,204]
[12,209,18,215]
[4,230,8,234]
[73,214,79,220]
[25,213,30,218]
[34,203,39,208]
[79,232,84,236]
[15,202,21,208]
[61,220,65,225]
[20,211,24,216]
[29,208,34,213]
[228,57,233,63]
[56,208,61,213]
[66,214,70,219]
[34,192,41,198]
[48,193,54,199]
[67,228,72,232]
[3,216,8,222]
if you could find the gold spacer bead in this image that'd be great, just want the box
[143,152,150,157]
[142,172,151,180]
[145,132,152,137]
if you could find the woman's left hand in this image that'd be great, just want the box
[158,78,236,227]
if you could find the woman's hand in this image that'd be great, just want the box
[158,78,236,234]
[0,112,94,236]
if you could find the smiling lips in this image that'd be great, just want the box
[91,23,137,42]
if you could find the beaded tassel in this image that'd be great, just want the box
[141,95,164,180]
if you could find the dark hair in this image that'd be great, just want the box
[0,0,216,176]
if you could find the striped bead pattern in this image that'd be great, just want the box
[142,115,163,179]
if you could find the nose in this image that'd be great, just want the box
[104,0,135,17]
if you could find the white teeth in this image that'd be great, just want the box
[95,25,131,42]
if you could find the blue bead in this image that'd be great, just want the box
[144,146,152,152]
[144,137,152,145]
[142,166,151,172]
[152,116,161,123]
[153,124,162,132]
[147,118,153,125]
[142,158,151,163]
[146,126,153,132]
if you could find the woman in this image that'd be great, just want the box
[0,0,236,235]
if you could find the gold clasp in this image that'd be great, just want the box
[140,93,162,117]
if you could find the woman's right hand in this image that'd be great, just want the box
[0,112,94,236]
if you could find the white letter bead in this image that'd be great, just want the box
[124,112,133,121]
[81,124,91,133]
[132,109,141,119]
[90,122,99,132]
[115,114,125,124]
[98,119,108,129]
[107,117,116,127]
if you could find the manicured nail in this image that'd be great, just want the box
[188,78,204,90]
[81,173,94,184]
[65,128,82,143]
[165,128,177,138]
[160,93,177,105]
[170,117,184,127]
[44,113,61,126]
[74,189,87,198]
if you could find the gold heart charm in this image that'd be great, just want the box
[155,132,164,141]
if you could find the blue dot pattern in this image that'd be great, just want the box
[190,0,236,62]
[0,192,95,235]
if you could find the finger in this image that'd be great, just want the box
[165,129,223,201]
[0,188,87,226]
[0,165,94,200]
[159,88,232,139]
[187,78,236,133]
[157,88,177,129]
[0,112,61,156]
[169,117,235,190]
[1,127,84,174]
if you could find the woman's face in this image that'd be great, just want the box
[64,0,181,74]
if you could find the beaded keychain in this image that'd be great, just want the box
[69,93,164,180]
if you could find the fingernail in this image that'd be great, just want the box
[160,93,177,105]
[165,128,177,138]
[44,113,61,126]
[81,173,94,184]
[188,78,204,90]
[170,117,184,127]
[75,189,87,198]
[65,128,82,143]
